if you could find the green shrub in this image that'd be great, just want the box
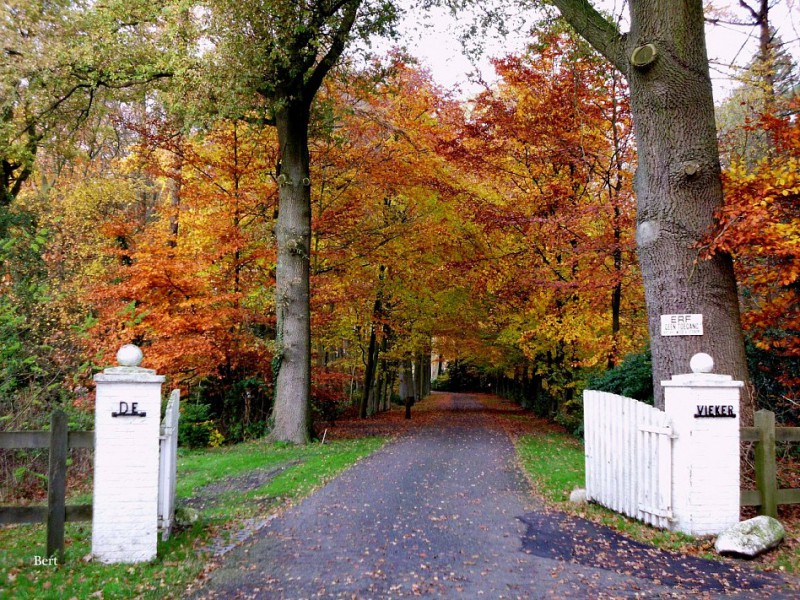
[554,397,584,437]
[434,360,486,392]
[586,349,654,404]
[186,375,273,444]
[178,403,216,448]
[431,371,451,391]
[745,338,799,425]
[586,342,797,425]
[225,419,269,443]
[222,377,272,442]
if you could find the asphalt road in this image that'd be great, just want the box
[187,393,795,599]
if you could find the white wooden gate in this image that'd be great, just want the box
[158,389,180,540]
[583,390,674,529]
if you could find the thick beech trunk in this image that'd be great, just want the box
[626,2,749,414]
[270,100,313,443]
[553,0,751,418]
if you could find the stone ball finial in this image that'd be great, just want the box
[117,344,144,368]
[690,352,714,374]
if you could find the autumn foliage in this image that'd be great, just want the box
[2,24,796,442]
[709,100,800,409]
[438,30,643,425]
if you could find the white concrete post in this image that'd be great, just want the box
[662,353,743,536]
[92,345,165,563]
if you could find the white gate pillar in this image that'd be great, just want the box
[662,353,742,536]
[92,345,165,563]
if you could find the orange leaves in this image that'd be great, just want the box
[50,38,645,405]
[85,121,279,383]
[444,29,643,375]
[710,103,800,359]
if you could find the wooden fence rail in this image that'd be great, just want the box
[0,410,93,563]
[740,409,800,518]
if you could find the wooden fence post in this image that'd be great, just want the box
[47,409,68,563]
[754,409,778,518]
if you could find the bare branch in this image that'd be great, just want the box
[738,0,761,22]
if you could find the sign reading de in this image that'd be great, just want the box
[660,313,703,336]
[112,401,146,417]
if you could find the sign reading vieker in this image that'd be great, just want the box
[660,313,703,336]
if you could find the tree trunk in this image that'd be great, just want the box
[424,348,432,396]
[373,366,385,414]
[359,275,384,418]
[165,177,181,248]
[399,366,409,402]
[626,2,749,414]
[360,322,378,419]
[608,77,625,370]
[270,99,313,443]
[377,341,390,412]
[739,0,774,104]
[413,353,424,402]
[401,361,414,419]
[553,0,751,419]
[521,362,530,408]
[385,369,396,411]
[420,352,428,398]
[532,372,543,414]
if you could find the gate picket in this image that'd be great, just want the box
[584,390,673,529]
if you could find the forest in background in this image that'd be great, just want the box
[1,1,797,472]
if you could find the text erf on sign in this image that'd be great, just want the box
[660,313,703,336]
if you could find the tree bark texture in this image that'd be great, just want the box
[423,348,432,397]
[384,369,396,412]
[553,0,751,417]
[270,100,313,443]
[253,0,366,443]
[414,353,424,402]
[360,271,385,418]
[401,361,414,419]
[398,368,408,401]
[360,321,379,419]
[401,361,414,400]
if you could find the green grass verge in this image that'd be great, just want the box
[515,431,696,550]
[516,432,585,504]
[514,431,799,574]
[0,437,385,599]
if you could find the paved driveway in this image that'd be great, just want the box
[188,393,794,599]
